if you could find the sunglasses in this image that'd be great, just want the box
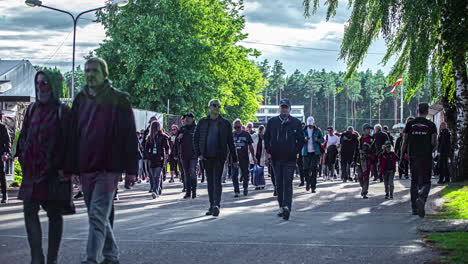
[235,126,241,129]
[172,128,177,131]
[211,104,220,108]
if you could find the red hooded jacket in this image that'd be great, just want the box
[379,151,397,174]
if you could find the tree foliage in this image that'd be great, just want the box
[93,0,264,121]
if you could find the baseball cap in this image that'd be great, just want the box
[362,123,373,130]
[279,99,291,107]
[384,140,392,147]
[182,112,194,118]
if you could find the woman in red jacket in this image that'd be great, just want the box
[380,141,397,199]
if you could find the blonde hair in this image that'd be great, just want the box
[208,99,221,107]
[233,118,242,127]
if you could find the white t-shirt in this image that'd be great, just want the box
[325,135,340,148]
[307,128,315,152]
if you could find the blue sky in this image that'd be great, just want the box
[0,0,395,75]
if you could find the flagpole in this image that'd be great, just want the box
[400,80,404,123]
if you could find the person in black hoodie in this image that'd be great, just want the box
[194,99,238,217]
[67,58,139,264]
[437,122,451,184]
[264,99,306,221]
[177,113,198,199]
[340,126,358,182]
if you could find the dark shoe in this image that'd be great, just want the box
[363,195,369,199]
[148,190,152,193]
[243,189,248,196]
[299,182,305,187]
[47,257,58,264]
[282,207,290,220]
[114,194,119,201]
[277,208,284,217]
[222,180,226,183]
[212,206,220,217]
[183,194,190,199]
[234,193,240,198]
[412,209,418,215]
[372,178,377,182]
[191,191,197,199]
[182,189,186,193]
[124,185,131,190]
[205,208,213,216]
[416,198,426,218]
[379,179,383,183]
[389,195,393,200]
[1,194,8,203]
[311,189,316,193]
[385,195,389,199]
[74,191,83,199]
[437,181,444,184]
[100,259,120,264]
[273,190,277,196]
[405,175,409,179]
[306,185,310,191]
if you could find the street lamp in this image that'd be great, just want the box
[25,0,129,99]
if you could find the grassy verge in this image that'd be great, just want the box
[425,232,468,263]
[432,185,468,219]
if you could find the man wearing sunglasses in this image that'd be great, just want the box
[264,99,306,220]
[194,99,238,217]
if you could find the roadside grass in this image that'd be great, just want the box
[425,232,468,264]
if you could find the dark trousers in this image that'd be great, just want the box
[383,170,395,196]
[23,200,63,264]
[303,154,319,190]
[199,160,206,182]
[438,155,450,183]
[205,158,224,208]
[272,160,296,210]
[183,159,198,196]
[269,164,276,188]
[398,159,409,178]
[297,156,305,183]
[232,159,249,193]
[341,157,353,182]
[0,162,6,196]
[410,156,432,210]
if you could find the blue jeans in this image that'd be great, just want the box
[149,167,163,194]
[272,160,296,210]
[231,159,249,193]
[81,172,120,264]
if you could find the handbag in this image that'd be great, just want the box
[47,170,76,215]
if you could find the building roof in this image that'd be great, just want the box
[0,60,36,100]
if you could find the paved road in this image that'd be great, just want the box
[0,175,439,264]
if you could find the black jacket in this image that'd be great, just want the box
[438,129,451,155]
[264,115,305,162]
[193,115,238,163]
[0,123,10,155]
[66,81,139,175]
[176,123,197,160]
[145,133,170,168]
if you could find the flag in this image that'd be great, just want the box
[390,76,403,93]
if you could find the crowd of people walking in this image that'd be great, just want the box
[0,57,449,264]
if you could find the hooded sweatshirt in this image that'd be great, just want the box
[17,69,71,201]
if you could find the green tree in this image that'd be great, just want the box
[94,0,264,122]
[64,65,85,96]
[303,0,468,180]
[268,60,287,105]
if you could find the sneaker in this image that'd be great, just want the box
[389,195,393,199]
[363,195,369,199]
[306,185,310,191]
[234,193,240,198]
[282,207,290,220]
[151,192,158,199]
[114,194,119,201]
[1,194,7,204]
[243,189,248,196]
[299,182,305,187]
[183,194,190,199]
[192,192,197,199]
[74,191,83,199]
[405,175,409,179]
[124,185,131,190]
[311,189,316,193]
[416,198,426,218]
[277,208,284,217]
[385,195,389,199]
[148,190,152,193]
[212,206,220,217]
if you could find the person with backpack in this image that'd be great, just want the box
[16,69,73,264]
[380,141,397,199]
[301,116,324,193]
[355,123,376,199]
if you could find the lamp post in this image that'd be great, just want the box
[25,0,128,99]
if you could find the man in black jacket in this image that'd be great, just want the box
[264,99,306,220]
[177,113,198,199]
[437,122,451,184]
[67,57,139,264]
[0,111,10,203]
[194,99,238,217]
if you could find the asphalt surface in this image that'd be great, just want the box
[0,174,439,264]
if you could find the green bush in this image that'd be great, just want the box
[10,159,22,187]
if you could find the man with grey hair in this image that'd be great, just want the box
[194,99,238,217]
[67,57,139,264]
